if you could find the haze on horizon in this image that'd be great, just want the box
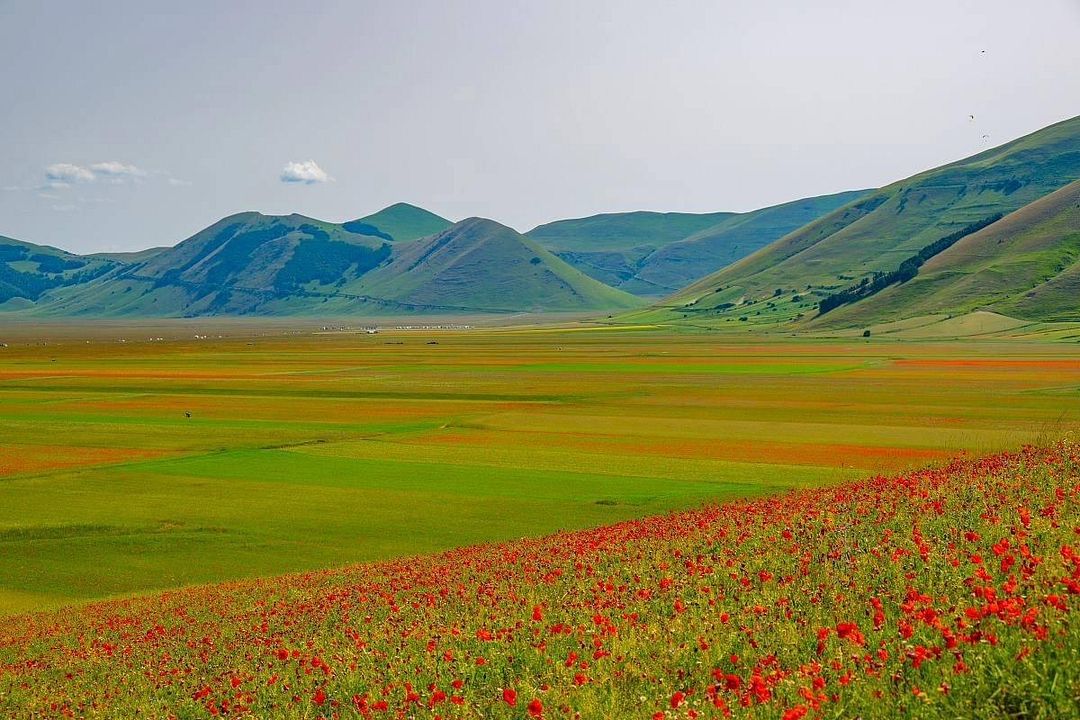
[1,0,1078,254]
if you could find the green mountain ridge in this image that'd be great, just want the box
[16,210,640,317]
[3,114,1078,321]
[812,179,1080,327]
[628,113,1080,327]
[527,189,867,295]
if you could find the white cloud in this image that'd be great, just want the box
[42,160,147,189]
[167,177,193,187]
[280,160,331,184]
[90,161,146,181]
[44,163,95,187]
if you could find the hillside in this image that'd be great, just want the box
[35,213,394,316]
[527,190,866,295]
[626,190,869,294]
[814,180,1080,327]
[4,446,1079,718]
[349,217,642,312]
[631,114,1080,326]
[527,210,735,289]
[342,202,452,243]
[28,214,639,316]
[0,235,117,308]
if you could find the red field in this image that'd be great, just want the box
[2,444,1078,718]
[0,444,170,478]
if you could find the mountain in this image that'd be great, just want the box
[527,210,736,290]
[342,218,642,312]
[29,214,640,316]
[527,190,867,295]
[341,202,452,243]
[37,213,394,316]
[621,191,870,294]
[0,235,117,308]
[631,114,1080,326]
[811,180,1080,327]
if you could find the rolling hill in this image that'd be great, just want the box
[813,179,1080,327]
[629,114,1080,327]
[27,213,640,316]
[342,217,642,312]
[526,190,868,295]
[36,213,394,316]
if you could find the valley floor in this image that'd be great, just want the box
[0,322,1078,616]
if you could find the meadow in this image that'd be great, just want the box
[3,444,1078,718]
[0,324,1079,620]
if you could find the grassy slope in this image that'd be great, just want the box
[626,189,870,294]
[349,217,642,311]
[528,210,736,253]
[1,330,1079,615]
[527,191,868,294]
[631,114,1080,326]
[816,180,1080,327]
[4,447,1080,719]
[34,213,391,316]
[527,211,737,289]
[347,202,453,243]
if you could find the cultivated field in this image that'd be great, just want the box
[0,325,1078,618]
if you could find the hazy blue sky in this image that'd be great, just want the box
[2,0,1078,253]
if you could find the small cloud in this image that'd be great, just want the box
[167,177,193,187]
[42,160,147,189]
[90,161,146,182]
[280,160,331,184]
[44,163,95,187]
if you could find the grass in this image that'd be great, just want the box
[3,445,1079,718]
[0,326,1079,617]
[815,180,1080,328]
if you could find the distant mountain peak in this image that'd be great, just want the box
[343,203,453,243]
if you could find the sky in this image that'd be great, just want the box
[1,0,1078,253]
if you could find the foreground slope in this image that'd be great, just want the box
[635,114,1080,325]
[528,190,867,295]
[815,180,1080,327]
[3,445,1078,718]
[351,217,642,311]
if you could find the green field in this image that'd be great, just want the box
[1,324,1079,617]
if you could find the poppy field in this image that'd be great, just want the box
[2,443,1079,718]
[0,326,1079,619]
